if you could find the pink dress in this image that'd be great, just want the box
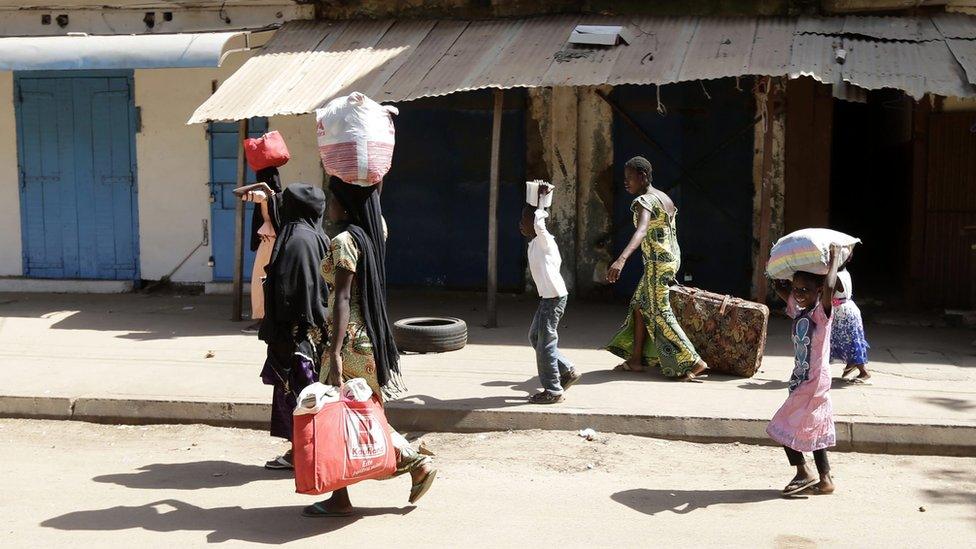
[766,297,836,452]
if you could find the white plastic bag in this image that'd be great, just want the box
[315,92,398,186]
[767,228,860,280]
[341,378,374,402]
[295,382,340,416]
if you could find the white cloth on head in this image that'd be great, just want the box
[836,270,853,300]
[528,208,568,299]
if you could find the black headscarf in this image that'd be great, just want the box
[258,184,330,344]
[327,176,402,393]
[250,167,283,252]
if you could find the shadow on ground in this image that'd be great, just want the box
[41,500,413,544]
[92,461,287,490]
[612,488,781,516]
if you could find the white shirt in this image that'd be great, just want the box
[528,208,568,298]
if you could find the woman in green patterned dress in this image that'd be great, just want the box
[302,177,437,518]
[606,156,709,381]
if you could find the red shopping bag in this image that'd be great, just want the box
[243,130,291,171]
[293,395,396,495]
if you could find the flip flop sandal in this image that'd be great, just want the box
[301,502,353,518]
[849,377,873,385]
[842,365,858,378]
[409,468,438,504]
[613,363,646,373]
[782,478,819,496]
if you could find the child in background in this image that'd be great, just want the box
[830,269,871,383]
[519,185,579,404]
[768,246,842,496]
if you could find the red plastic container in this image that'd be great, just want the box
[293,396,396,495]
[243,130,291,171]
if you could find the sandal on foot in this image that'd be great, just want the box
[613,362,646,373]
[677,373,705,383]
[301,502,353,518]
[561,370,582,391]
[408,468,438,504]
[264,454,293,470]
[842,365,858,378]
[528,391,564,404]
[782,477,818,496]
[849,377,872,385]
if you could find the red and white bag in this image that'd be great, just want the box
[315,92,398,186]
[293,394,396,495]
[243,130,290,171]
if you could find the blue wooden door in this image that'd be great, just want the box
[208,118,267,281]
[16,72,138,280]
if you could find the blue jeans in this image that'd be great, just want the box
[529,295,574,394]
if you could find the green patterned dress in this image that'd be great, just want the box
[606,193,701,377]
[319,230,402,401]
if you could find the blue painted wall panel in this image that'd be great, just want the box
[381,90,526,290]
[16,72,138,280]
[209,118,267,281]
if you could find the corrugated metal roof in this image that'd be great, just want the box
[932,12,976,39]
[189,14,976,123]
[946,38,976,85]
[797,15,943,42]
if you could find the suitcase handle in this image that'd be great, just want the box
[672,284,735,316]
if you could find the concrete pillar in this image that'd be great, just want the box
[526,86,579,293]
[576,85,615,299]
[526,85,615,299]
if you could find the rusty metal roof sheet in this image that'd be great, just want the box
[189,14,976,123]
[932,12,976,39]
[797,15,943,41]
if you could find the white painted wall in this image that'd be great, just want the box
[134,66,216,282]
[0,71,22,276]
[270,114,323,188]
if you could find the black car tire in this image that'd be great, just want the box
[393,317,468,354]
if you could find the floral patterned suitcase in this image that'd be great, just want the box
[669,285,769,377]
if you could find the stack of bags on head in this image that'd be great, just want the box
[767,228,860,280]
[316,92,398,187]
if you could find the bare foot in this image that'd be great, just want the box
[815,474,835,494]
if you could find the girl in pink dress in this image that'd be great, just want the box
[768,248,842,496]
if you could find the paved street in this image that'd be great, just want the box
[1,419,972,548]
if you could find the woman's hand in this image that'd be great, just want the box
[607,257,626,283]
[324,351,343,387]
[258,221,276,242]
[243,190,268,203]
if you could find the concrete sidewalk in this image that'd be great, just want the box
[1,291,974,455]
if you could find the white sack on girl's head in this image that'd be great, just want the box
[316,92,398,187]
[767,228,860,281]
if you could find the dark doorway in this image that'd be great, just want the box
[829,90,914,302]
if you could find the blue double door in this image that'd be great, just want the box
[16,72,138,280]
[208,118,267,281]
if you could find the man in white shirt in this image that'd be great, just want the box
[519,186,580,404]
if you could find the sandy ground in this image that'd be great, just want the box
[0,419,972,548]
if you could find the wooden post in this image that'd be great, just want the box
[753,77,776,303]
[231,118,249,322]
[487,89,503,328]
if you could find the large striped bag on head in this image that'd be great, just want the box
[316,92,398,187]
[767,228,860,280]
